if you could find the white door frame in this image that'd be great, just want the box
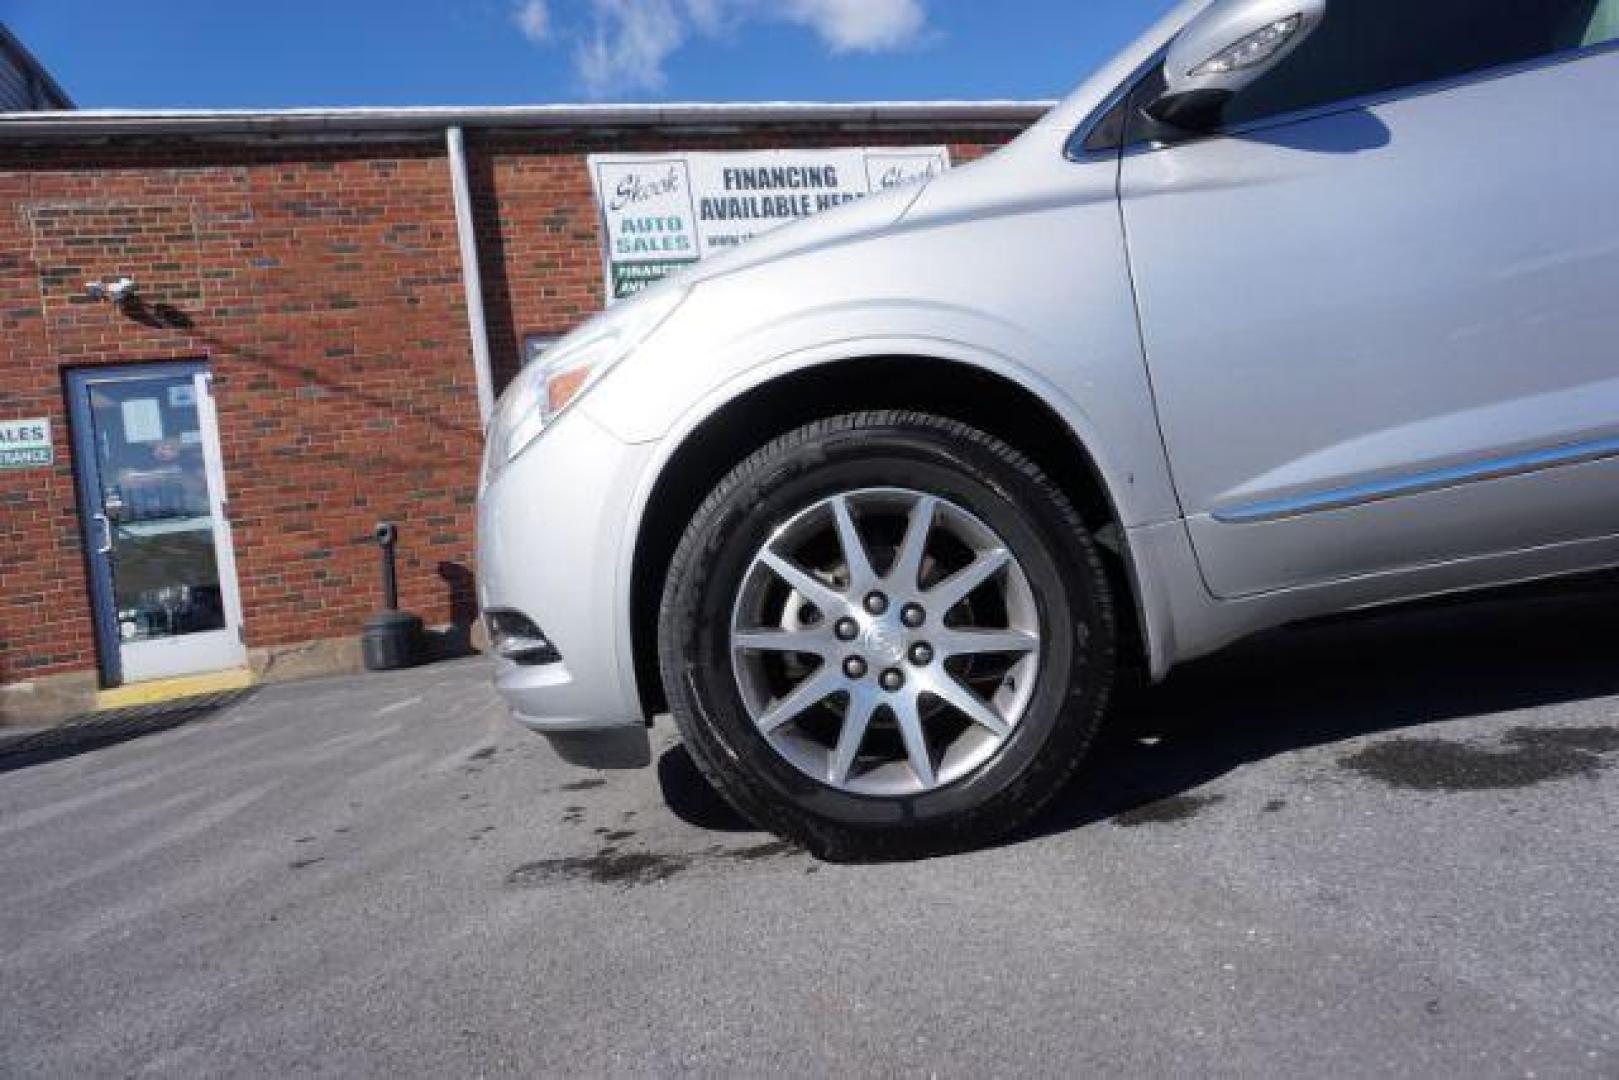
[69,362,247,686]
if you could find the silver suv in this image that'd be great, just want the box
[478,0,1619,858]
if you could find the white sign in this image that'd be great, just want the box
[589,147,952,302]
[0,417,52,469]
[121,398,165,444]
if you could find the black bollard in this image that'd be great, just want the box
[361,521,424,671]
[376,522,401,610]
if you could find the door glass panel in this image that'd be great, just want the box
[86,375,226,643]
[1223,0,1613,127]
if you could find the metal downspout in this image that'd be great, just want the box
[446,126,496,425]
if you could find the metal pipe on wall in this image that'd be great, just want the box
[446,125,497,426]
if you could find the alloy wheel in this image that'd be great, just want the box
[730,488,1042,796]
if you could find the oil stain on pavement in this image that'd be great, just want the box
[1341,724,1619,792]
[715,840,797,862]
[1112,792,1225,827]
[507,850,688,888]
[505,839,801,890]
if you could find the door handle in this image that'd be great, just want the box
[93,513,113,554]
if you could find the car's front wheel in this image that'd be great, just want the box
[658,411,1116,860]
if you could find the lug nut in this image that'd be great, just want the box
[864,592,889,616]
[843,656,868,680]
[909,643,934,666]
[835,617,860,642]
[901,603,926,628]
[880,668,905,692]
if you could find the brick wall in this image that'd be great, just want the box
[0,124,1014,694]
[0,141,479,688]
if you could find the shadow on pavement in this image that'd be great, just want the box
[0,690,256,774]
[658,572,1619,843]
[658,744,755,832]
[1024,571,1619,839]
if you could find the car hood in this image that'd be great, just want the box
[675,175,935,289]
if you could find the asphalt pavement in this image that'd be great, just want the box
[3,578,1618,1077]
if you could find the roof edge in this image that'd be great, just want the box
[0,100,1054,141]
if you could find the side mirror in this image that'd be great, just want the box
[1146,0,1326,130]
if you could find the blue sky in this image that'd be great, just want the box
[4,0,1180,110]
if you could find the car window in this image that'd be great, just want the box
[1586,0,1619,44]
[1224,0,1619,126]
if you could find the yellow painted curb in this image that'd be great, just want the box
[95,668,256,711]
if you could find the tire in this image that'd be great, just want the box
[657,411,1116,861]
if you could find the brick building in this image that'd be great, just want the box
[0,101,1046,723]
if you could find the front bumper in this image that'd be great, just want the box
[477,408,657,768]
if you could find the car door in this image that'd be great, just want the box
[1119,0,1619,599]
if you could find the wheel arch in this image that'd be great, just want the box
[627,354,1157,718]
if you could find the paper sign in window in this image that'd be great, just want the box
[121,398,164,444]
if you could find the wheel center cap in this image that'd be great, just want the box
[862,621,906,666]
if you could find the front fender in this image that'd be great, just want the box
[583,153,1186,699]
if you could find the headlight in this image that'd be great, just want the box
[483,285,688,482]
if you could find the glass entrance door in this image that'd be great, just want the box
[67,362,246,686]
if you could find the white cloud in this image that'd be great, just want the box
[782,0,927,53]
[682,0,734,36]
[512,0,552,44]
[515,0,931,98]
[574,0,688,97]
